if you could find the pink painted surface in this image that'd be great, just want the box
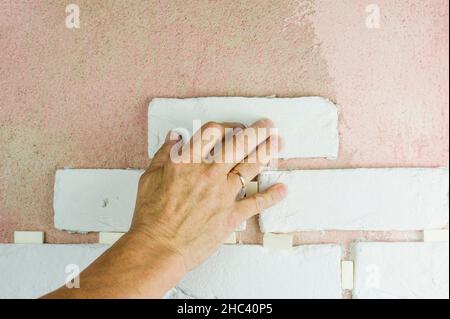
[0,0,448,250]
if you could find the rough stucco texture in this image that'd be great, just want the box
[0,0,448,244]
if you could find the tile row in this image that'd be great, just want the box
[1,242,448,299]
[53,168,448,233]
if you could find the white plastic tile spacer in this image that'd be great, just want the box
[245,181,258,197]
[423,229,449,242]
[99,232,125,245]
[262,233,293,250]
[224,232,237,245]
[341,260,354,290]
[14,231,44,244]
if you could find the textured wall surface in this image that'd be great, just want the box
[0,1,448,246]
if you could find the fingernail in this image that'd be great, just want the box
[258,118,275,128]
[166,130,181,142]
[269,135,278,148]
[277,184,288,198]
[233,127,244,135]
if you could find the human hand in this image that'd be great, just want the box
[43,118,287,299]
[130,119,287,273]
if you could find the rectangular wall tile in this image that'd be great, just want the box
[54,169,143,232]
[54,169,246,233]
[352,242,449,299]
[167,244,342,299]
[0,244,108,298]
[1,244,342,299]
[259,168,449,232]
[148,97,339,159]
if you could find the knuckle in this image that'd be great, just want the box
[163,161,182,176]
[270,191,278,204]
[202,165,219,180]
[254,194,266,212]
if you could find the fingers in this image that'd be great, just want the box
[214,118,277,172]
[148,131,182,170]
[148,118,277,172]
[234,183,287,220]
[181,121,245,163]
[228,135,282,193]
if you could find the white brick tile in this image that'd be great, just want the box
[54,169,247,233]
[54,169,143,232]
[259,168,449,232]
[167,244,342,299]
[0,244,108,298]
[352,242,449,299]
[148,97,339,159]
[1,244,341,299]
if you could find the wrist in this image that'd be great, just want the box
[124,229,187,289]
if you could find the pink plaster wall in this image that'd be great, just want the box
[0,1,448,245]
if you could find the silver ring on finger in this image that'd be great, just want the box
[230,168,246,199]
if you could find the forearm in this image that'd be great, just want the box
[43,232,186,299]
